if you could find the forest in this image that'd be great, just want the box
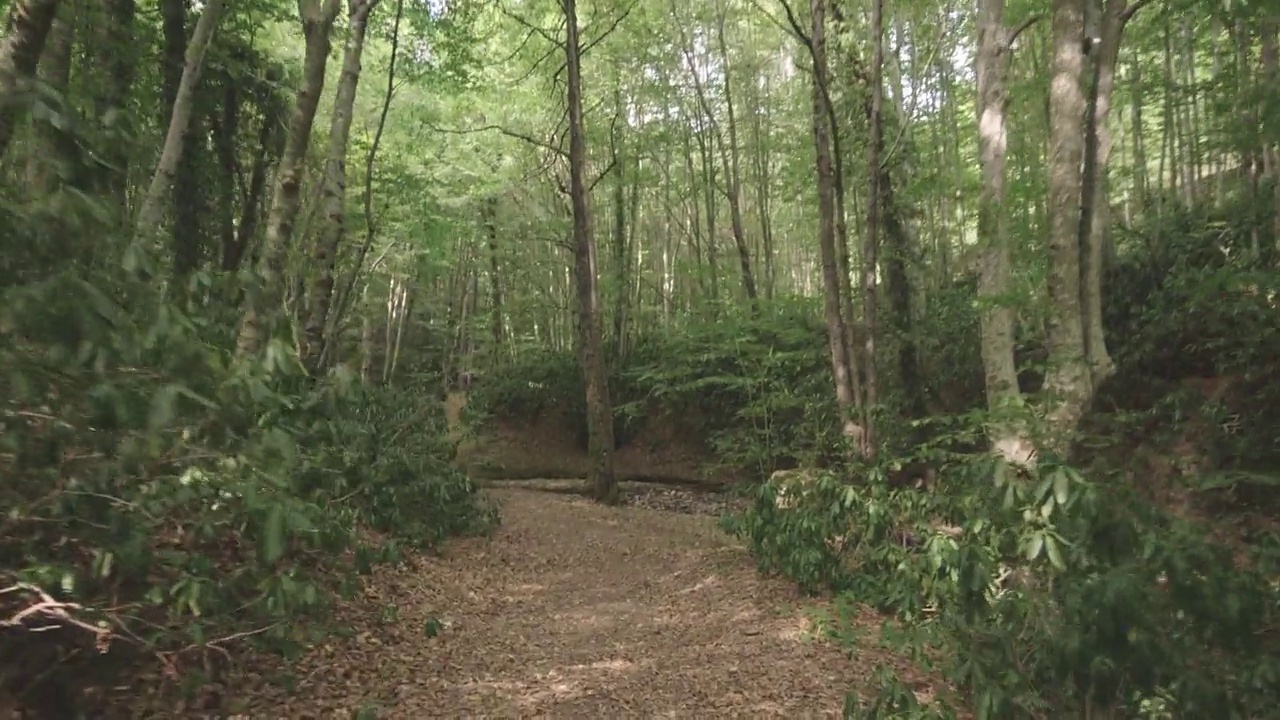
[1,0,1279,714]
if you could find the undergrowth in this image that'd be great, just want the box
[730,440,1280,718]
[0,267,498,715]
[723,204,1280,718]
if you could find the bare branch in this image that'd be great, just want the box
[588,157,617,192]
[773,0,813,52]
[424,121,568,158]
[580,0,638,58]
[1004,14,1041,50]
[1,583,114,653]
[498,3,563,48]
[1119,0,1157,23]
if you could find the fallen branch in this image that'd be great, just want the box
[0,583,113,653]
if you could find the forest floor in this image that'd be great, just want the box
[230,485,939,718]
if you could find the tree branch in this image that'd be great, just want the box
[774,0,814,53]
[1119,0,1157,23]
[425,121,568,158]
[1004,14,1041,50]
[580,0,637,58]
[498,3,564,48]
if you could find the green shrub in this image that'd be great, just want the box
[0,268,497,713]
[730,436,1280,718]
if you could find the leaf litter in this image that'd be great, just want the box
[220,487,937,718]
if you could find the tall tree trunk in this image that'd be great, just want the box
[302,0,380,372]
[1079,0,1148,386]
[227,91,284,272]
[0,0,61,162]
[750,70,776,300]
[861,0,885,455]
[1044,0,1093,436]
[711,6,758,310]
[135,0,226,240]
[1261,18,1280,251]
[826,2,864,415]
[1128,46,1147,206]
[680,115,706,299]
[321,0,404,369]
[976,0,1035,465]
[93,0,136,220]
[24,7,71,192]
[809,0,865,454]
[485,196,505,365]
[236,0,344,358]
[610,82,629,357]
[563,0,617,504]
[159,0,202,277]
[211,76,240,276]
[695,111,720,306]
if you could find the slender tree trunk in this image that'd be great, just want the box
[1044,0,1093,436]
[1261,18,1280,251]
[861,0,885,455]
[712,7,758,310]
[1128,46,1147,206]
[750,70,776,300]
[135,0,227,239]
[0,0,61,162]
[93,0,136,221]
[211,77,240,276]
[1079,0,1148,386]
[485,196,505,365]
[321,0,404,369]
[24,7,71,192]
[809,0,865,453]
[237,0,344,358]
[695,111,720,306]
[159,0,202,277]
[977,0,1035,465]
[359,284,376,382]
[302,0,380,372]
[563,0,617,503]
[610,82,629,357]
[227,92,284,272]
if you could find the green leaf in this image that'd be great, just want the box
[1025,533,1044,561]
[148,384,180,431]
[1053,468,1070,505]
[262,505,287,564]
[1045,535,1066,570]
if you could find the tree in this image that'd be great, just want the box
[562,0,618,504]
[237,0,345,359]
[1044,0,1093,437]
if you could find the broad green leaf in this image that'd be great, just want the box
[262,505,287,564]
[1025,533,1044,561]
[1053,469,1070,505]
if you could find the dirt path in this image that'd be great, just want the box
[244,487,883,718]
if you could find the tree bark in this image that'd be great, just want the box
[862,0,885,456]
[92,0,136,220]
[485,196,505,365]
[135,0,226,240]
[237,0,344,358]
[0,0,61,162]
[1044,0,1093,436]
[976,0,1035,466]
[24,6,71,192]
[809,0,865,454]
[160,0,203,278]
[302,0,380,373]
[563,0,617,503]
[1079,0,1149,386]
